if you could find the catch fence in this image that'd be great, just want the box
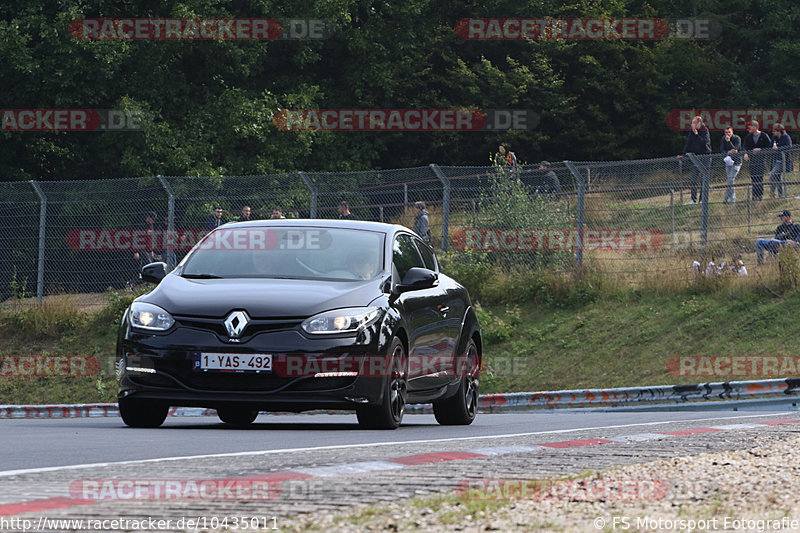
[2,146,799,305]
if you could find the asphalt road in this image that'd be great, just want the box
[0,409,793,473]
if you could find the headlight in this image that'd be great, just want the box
[129,302,174,331]
[301,307,381,335]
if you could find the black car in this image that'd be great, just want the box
[117,220,481,429]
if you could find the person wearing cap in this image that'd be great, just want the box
[768,123,792,198]
[756,209,800,264]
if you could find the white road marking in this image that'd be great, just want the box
[0,413,793,478]
[294,461,404,477]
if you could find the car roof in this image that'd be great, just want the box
[219,218,411,235]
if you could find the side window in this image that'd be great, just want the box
[393,234,425,281]
[414,238,438,271]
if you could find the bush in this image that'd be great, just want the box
[470,176,574,270]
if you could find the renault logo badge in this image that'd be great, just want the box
[224,310,249,338]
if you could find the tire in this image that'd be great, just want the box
[433,338,479,426]
[356,337,407,429]
[217,408,259,426]
[119,397,169,428]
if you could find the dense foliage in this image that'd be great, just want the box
[1,0,799,180]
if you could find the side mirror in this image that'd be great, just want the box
[395,267,438,294]
[141,262,168,284]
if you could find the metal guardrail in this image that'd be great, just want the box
[2,379,799,418]
[472,378,800,411]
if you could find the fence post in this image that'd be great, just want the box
[747,185,751,233]
[670,190,675,235]
[688,153,710,258]
[403,183,408,215]
[156,175,176,270]
[298,172,317,218]
[782,152,787,198]
[29,181,46,304]
[429,164,450,251]
[564,161,584,269]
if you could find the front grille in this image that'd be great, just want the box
[173,315,304,339]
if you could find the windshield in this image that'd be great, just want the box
[181,226,385,281]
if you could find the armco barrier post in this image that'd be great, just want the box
[29,180,46,304]
[157,175,176,270]
[564,161,584,269]
[429,164,449,251]
[299,171,318,218]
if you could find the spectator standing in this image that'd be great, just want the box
[756,209,800,264]
[337,201,356,220]
[413,201,431,243]
[233,205,252,222]
[271,206,286,219]
[768,123,792,198]
[204,205,225,230]
[743,120,772,201]
[494,142,517,170]
[720,127,743,204]
[681,115,711,205]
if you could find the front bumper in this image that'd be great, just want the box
[118,322,389,411]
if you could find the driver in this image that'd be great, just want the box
[346,251,378,280]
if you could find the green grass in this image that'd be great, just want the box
[0,290,136,404]
[478,286,800,393]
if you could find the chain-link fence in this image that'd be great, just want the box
[2,146,799,306]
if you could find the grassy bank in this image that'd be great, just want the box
[1,266,799,404]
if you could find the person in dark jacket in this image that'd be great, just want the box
[756,209,800,264]
[768,123,792,198]
[681,115,712,204]
[743,120,772,201]
[337,201,356,220]
[204,205,225,230]
[535,161,563,199]
[720,127,743,204]
[413,201,431,243]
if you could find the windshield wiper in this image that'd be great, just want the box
[182,273,224,279]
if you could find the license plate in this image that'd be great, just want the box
[194,353,272,372]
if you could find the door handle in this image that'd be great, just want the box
[438,306,449,315]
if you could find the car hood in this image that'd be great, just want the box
[141,274,385,318]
